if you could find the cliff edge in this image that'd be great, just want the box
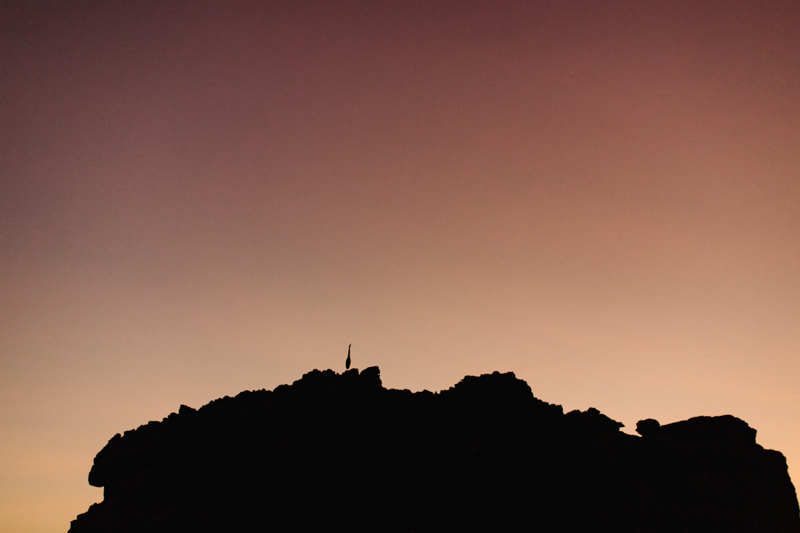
[69,367,800,532]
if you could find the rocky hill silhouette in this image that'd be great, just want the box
[69,367,800,532]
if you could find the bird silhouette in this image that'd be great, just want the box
[346,344,351,370]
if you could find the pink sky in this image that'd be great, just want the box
[2,1,799,530]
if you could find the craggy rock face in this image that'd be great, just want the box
[636,418,661,437]
[659,415,758,444]
[71,368,800,533]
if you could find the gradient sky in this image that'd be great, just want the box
[2,1,799,531]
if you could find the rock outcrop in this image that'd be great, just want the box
[70,367,800,532]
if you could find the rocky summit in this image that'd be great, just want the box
[70,367,800,532]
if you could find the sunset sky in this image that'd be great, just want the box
[2,1,799,531]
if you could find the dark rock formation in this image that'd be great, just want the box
[70,368,800,532]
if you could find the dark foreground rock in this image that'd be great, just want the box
[70,368,800,532]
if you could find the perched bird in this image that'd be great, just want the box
[346,344,351,370]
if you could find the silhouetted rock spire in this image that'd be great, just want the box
[345,343,351,369]
[70,367,800,533]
